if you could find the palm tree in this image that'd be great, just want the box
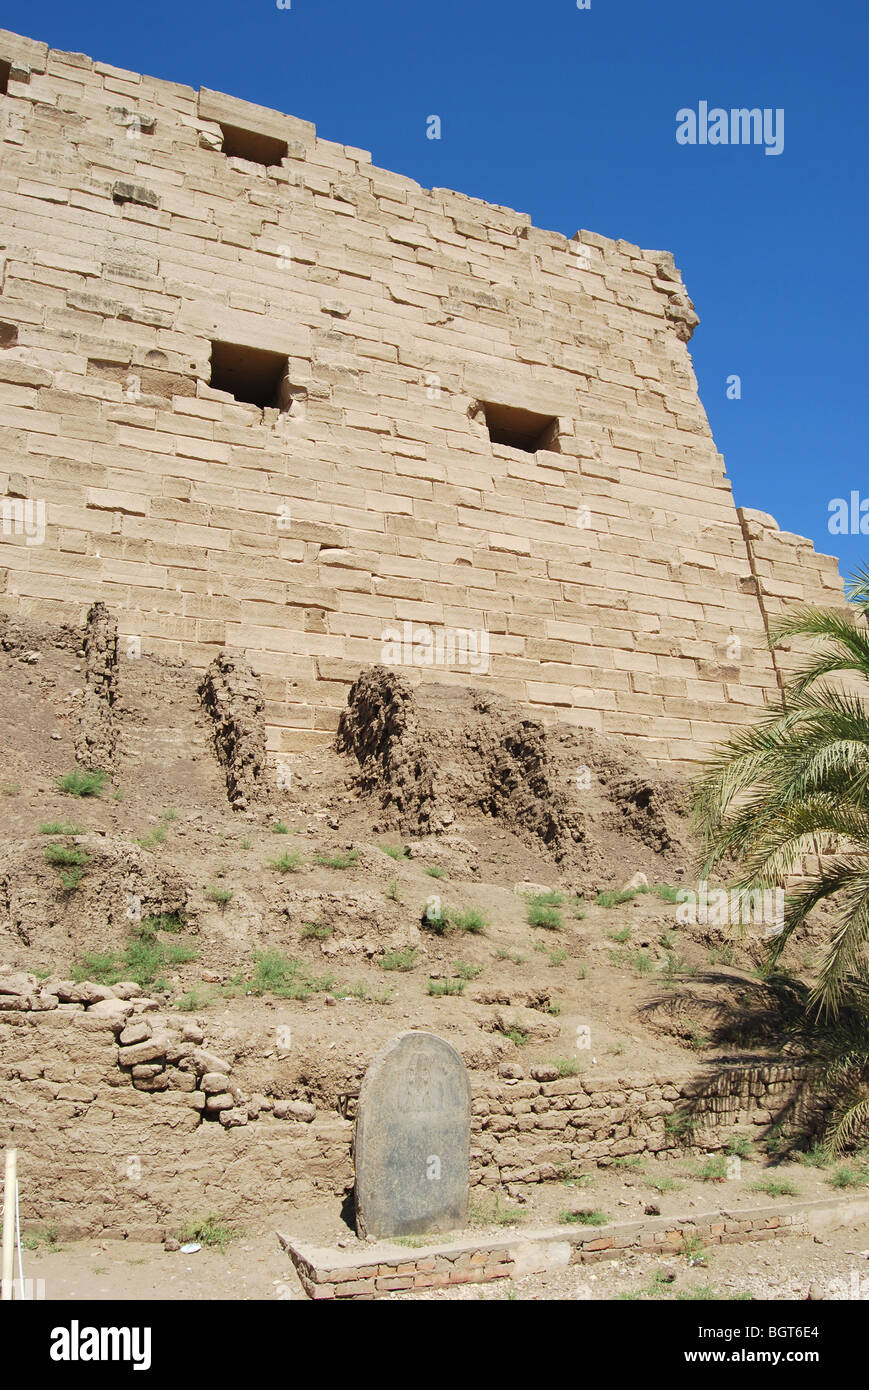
[694,564,869,1023]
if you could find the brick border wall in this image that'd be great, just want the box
[282,1193,869,1298]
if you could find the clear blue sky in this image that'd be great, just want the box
[4,0,866,580]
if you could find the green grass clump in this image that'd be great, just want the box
[828,1162,869,1190]
[749,1177,800,1198]
[725,1134,754,1159]
[793,1142,832,1169]
[553,1057,582,1077]
[314,849,359,870]
[43,843,89,867]
[693,1157,728,1183]
[454,961,483,980]
[141,911,186,935]
[424,865,447,879]
[56,769,107,798]
[559,1208,608,1227]
[595,887,645,908]
[73,919,198,991]
[608,925,632,944]
[244,949,334,1002]
[385,878,400,902]
[39,821,83,836]
[422,902,487,935]
[300,921,333,940]
[175,985,220,1012]
[206,886,234,905]
[427,978,465,997]
[470,1195,524,1228]
[379,843,407,860]
[269,851,303,873]
[379,947,419,972]
[653,884,684,903]
[176,1214,241,1253]
[499,1024,529,1047]
[271,821,290,834]
[527,900,564,930]
[646,1175,683,1194]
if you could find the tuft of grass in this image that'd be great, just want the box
[725,1135,754,1159]
[454,960,483,980]
[39,821,82,836]
[653,883,684,903]
[680,1233,707,1263]
[175,985,220,1012]
[646,1175,683,1194]
[43,843,89,867]
[470,1195,525,1228]
[692,1157,728,1183]
[427,978,465,996]
[269,851,303,873]
[559,1208,608,1227]
[314,849,359,870]
[176,1214,241,1253]
[141,911,186,935]
[664,1112,699,1141]
[553,1057,582,1077]
[300,921,333,940]
[447,907,487,934]
[495,948,525,964]
[385,878,400,901]
[243,950,335,1001]
[56,769,107,798]
[424,865,447,879]
[2,782,20,796]
[596,887,645,908]
[827,1162,869,1190]
[608,925,632,944]
[271,821,290,834]
[499,1024,529,1047]
[793,1142,832,1169]
[206,886,234,906]
[380,843,407,860]
[749,1177,801,1198]
[380,947,419,972]
[527,900,564,930]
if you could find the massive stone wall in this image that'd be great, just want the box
[0,28,846,765]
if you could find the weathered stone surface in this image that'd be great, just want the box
[354,1031,471,1240]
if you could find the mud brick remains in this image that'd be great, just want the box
[0,29,846,765]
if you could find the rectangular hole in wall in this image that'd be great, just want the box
[209,341,290,410]
[482,402,560,454]
[219,123,288,167]
[0,61,11,96]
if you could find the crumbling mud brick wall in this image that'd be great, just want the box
[0,28,847,765]
[0,978,806,1237]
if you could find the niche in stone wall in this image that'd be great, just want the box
[479,401,561,454]
[209,341,300,413]
[219,123,288,167]
[0,60,11,95]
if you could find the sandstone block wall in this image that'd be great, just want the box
[0,28,847,765]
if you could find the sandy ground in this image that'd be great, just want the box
[20,1221,869,1302]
